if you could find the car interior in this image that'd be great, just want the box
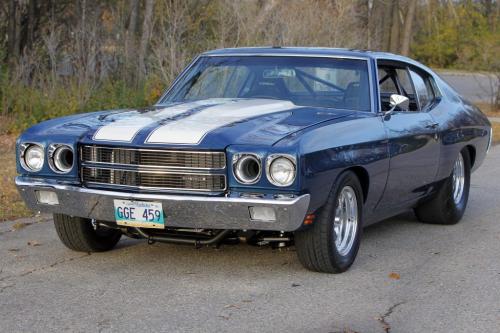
[377,61,438,112]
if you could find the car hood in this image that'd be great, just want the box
[24,98,356,149]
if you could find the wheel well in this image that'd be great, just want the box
[464,145,476,168]
[347,166,369,203]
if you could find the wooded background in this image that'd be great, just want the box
[0,0,499,133]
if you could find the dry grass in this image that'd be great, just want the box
[0,134,32,222]
[477,103,500,117]
[491,122,500,145]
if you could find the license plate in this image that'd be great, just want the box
[113,199,165,229]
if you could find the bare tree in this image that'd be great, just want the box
[401,0,417,56]
[137,0,155,82]
[125,0,139,74]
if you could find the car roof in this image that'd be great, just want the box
[203,46,406,61]
[201,47,435,76]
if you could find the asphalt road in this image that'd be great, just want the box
[438,71,498,103]
[1,148,500,333]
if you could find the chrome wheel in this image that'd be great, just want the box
[452,154,465,205]
[333,186,358,256]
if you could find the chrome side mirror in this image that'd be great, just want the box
[386,94,410,115]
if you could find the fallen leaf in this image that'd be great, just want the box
[241,299,253,303]
[7,248,20,252]
[388,272,400,280]
[27,240,41,246]
[223,304,240,309]
[12,222,29,230]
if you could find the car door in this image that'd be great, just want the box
[377,62,440,208]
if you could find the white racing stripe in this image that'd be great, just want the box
[146,99,297,144]
[93,99,223,142]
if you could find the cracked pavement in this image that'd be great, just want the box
[1,147,500,333]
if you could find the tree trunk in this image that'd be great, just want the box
[125,0,139,71]
[137,0,155,82]
[26,0,37,52]
[382,0,394,51]
[400,0,417,56]
[389,0,400,53]
[368,0,385,50]
[7,0,18,63]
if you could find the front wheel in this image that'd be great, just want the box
[53,214,122,252]
[295,171,363,273]
[414,149,471,225]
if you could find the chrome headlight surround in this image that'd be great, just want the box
[20,143,45,172]
[48,144,74,174]
[232,153,262,185]
[266,154,297,187]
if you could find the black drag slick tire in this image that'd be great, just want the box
[414,149,471,225]
[53,214,121,252]
[295,171,363,273]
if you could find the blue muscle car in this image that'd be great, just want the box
[16,47,492,273]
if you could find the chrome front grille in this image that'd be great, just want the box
[81,146,225,169]
[82,167,226,191]
[80,146,227,192]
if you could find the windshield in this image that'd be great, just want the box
[161,56,371,112]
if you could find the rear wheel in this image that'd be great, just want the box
[414,149,471,225]
[295,171,363,273]
[53,214,121,252]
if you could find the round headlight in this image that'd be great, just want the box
[267,156,296,187]
[23,144,44,172]
[233,154,261,184]
[51,145,74,173]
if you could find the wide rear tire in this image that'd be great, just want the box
[414,149,471,225]
[53,214,121,252]
[295,171,363,273]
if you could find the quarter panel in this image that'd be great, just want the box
[430,78,491,181]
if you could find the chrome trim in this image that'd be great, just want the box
[16,176,310,232]
[81,166,227,192]
[266,154,297,187]
[48,144,74,174]
[80,145,226,170]
[19,143,45,173]
[232,153,262,185]
[203,52,370,61]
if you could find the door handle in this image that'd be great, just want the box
[425,122,439,129]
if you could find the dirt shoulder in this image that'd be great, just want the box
[0,134,32,221]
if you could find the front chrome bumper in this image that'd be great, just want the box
[15,176,310,231]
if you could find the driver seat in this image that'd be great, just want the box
[244,78,287,99]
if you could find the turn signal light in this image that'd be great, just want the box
[303,214,315,225]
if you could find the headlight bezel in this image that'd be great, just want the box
[48,144,74,174]
[266,154,297,187]
[232,153,262,185]
[20,143,45,172]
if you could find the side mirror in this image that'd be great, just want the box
[386,94,410,115]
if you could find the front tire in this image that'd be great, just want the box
[53,214,121,252]
[414,149,471,225]
[295,171,363,273]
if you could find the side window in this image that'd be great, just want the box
[409,69,436,110]
[378,68,398,94]
[377,66,418,111]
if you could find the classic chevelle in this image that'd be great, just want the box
[16,47,492,273]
